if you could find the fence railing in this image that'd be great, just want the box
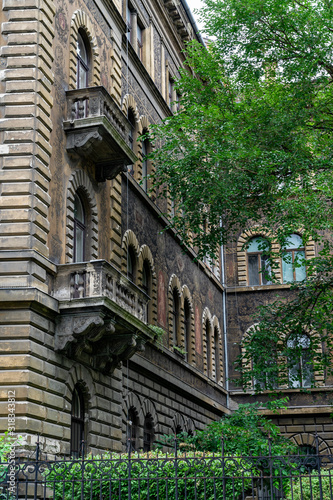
[1,443,333,500]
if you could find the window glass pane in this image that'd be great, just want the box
[72,388,81,418]
[302,350,313,388]
[128,251,133,277]
[289,361,301,388]
[261,255,271,285]
[78,64,87,89]
[283,234,303,250]
[75,226,84,262]
[77,33,88,64]
[137,24,142,43]
[142,265,147,288]
[74,195,84,224]
[282,251,294,282]
[248,255,259,285]
[247,237,269,253]
[126,5,131,24]
[142,140,148,191]
[295,251,306,281]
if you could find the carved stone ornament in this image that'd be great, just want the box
[55,314,146,374]
[69,130,103,154]
[95,161,128,182]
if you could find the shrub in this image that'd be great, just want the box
[285,470,333,500]
[44,451,256,500]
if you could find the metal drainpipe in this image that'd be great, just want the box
[220,239,230,410]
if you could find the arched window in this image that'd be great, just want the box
[128,109,136,175]
[282,234,306,283]
[143,413,154,452]
[175,424,183,436]
[214,327,220,383]
[127,407,139,452]
[127,246,136,283]
[247,237,271,286]
[172,288,180,345]
[74,193,86,262]
[184,299,191,362]
[205,320,212,378]
[141,139,149,192]
[288,334,313,388]
[77,30,90,89]
[142,260,151,321]
[70,386,85,457]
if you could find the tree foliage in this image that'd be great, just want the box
[158,399,296,456]
[145,0,333,390]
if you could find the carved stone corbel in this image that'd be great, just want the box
[55,314,105,353]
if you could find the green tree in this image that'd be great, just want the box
[146,0,333,390]
[158,399,296,456]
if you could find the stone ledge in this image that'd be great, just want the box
[0,287,58,314]
[226,284,292,293]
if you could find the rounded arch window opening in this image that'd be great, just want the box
[184,298,191,362]
[73,193,86,263]
[172,288,180,345]
[143,413,154,452]
[77,29,90,89]
[70,386,85,457]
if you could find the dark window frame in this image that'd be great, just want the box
[73,193,86,263]
[172,288,180,345]
[247,237,271,286]
[70,386,85,458]
[143,413,154,452]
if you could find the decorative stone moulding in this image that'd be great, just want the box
[163,0,191,41]
[53,260,151,373]
[64,86,137,181]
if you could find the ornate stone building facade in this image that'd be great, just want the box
[226,232,333,454]
[0,0,332,458]
[0,0,226,455]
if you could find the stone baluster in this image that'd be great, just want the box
[78,99,85,119]
[77,272,85,298]
[70,99,76,121]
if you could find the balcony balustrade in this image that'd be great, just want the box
[53,260,151,373]
[64,86,137,181]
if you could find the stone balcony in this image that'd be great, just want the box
[64,86,137,181]
[53,260,152,373]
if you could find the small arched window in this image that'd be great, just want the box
[74,193,86,263]
[70,386,85,457]
[143,413,154,452]
[77,30,90,89]
[172,289,180,345]
[214,327,220,383]
[128,108,136,175]
[287,334,313,388]
[127,246,137,283]
[127,406,139,452]
[184,299,191,362]
[142,260,151,322]
[247,237,271,286]
[141,139,149,192]
[282,234,306,283]
[205,320,212,378]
